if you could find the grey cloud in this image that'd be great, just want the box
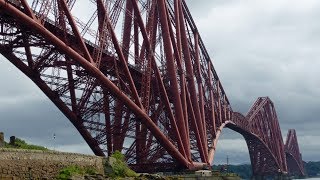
[187,0,320,163]
[0,97,85,146]
[0,58,86,151]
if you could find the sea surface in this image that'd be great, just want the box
[294,178,320,180]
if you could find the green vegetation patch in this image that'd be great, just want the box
[4,138,48,151]
[56,165,97,180]
[105,150,138,178]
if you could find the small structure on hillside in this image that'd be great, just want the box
[9,136,16,146]
[0,132,4,147]
[195,170,212,177]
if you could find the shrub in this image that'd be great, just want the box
[56,165,98,180]
[106,150,138,178]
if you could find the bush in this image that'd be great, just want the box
[106,150,138,178]
[56,165,98,180]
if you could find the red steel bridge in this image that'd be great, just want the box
[0,0,305,176]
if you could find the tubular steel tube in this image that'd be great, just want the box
[157,0,189,159]
[194,32,208,155]
[121,0,133,61]
[20,0,35,19]
[166,2,191,159]
[178,0,208,163]
[186,88,206,162]
[173,1,189,137]
[208,63,217,137]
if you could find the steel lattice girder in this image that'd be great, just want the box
[0,0,304,174]
[285,129,305,176]
[0,0,231,171]
[230,99,288,176]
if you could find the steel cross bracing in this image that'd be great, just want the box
[285,129,305,176]
[0,0,304,175]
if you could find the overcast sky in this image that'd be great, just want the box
[0,0,319,165]
[186,0,320,164]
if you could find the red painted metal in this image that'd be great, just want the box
[0,0,303,175]
[285,129,305,176]
[230,97,288,175]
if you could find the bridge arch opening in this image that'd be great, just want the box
[212,128,250,165]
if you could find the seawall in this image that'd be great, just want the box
[0,148,105,179]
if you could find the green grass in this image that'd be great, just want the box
[3,138,48,151]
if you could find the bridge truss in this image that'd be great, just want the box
[285,129,305,176]
[0,0,304,176]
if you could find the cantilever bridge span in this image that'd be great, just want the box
[0,0,304,176]
[285,129,305,176]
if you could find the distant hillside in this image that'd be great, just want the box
[213,161,320,179]
[305,161,320,177]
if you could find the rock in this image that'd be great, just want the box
[70,175,85,180]
[139,173,166,180]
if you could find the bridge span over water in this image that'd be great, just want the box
[0,0,304,176]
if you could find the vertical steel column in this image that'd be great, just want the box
[186,89,206,162]
[178,0,208,162]
[165,1,191,159]
[208,63,216,135]
[122,0,133,61]
[194,32,208,156]
[158,0,189,159]
[132,2,143,162]
[207,63,217,163]
[217,81,223,126]
[174,0,189,145]
[130,0,187,158]
[223,95,227,122]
